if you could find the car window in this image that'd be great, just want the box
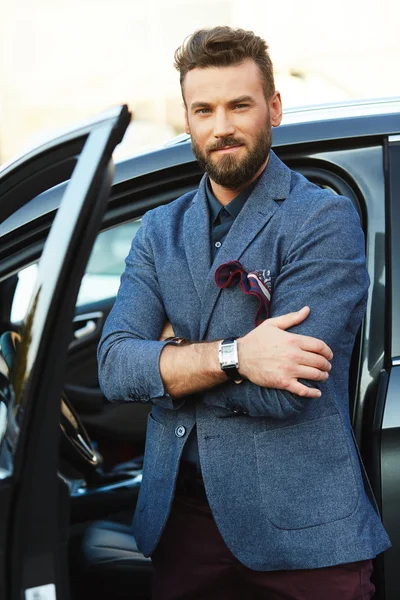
[78,219,141,306]
[11,219,142,322]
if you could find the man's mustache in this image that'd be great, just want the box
[207,138,246,153]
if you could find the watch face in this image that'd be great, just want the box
[221,344,234,358]
[220,342,237,368]
[219,340,241,380]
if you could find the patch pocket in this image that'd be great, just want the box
[254,414,359,530]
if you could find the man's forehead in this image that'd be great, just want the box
[183,60,264,105]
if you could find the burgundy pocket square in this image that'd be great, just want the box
[215,260,272,326]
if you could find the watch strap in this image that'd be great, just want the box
[164,336,190,345]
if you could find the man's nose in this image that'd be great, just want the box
[213,108,235,138]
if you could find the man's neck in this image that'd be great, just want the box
[209,155,269,206]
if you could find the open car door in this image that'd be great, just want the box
[0,105,131,600]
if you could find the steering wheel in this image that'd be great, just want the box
[0,330,99,476]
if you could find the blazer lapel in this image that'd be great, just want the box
[199,151,292,339]
[183,174,212,300]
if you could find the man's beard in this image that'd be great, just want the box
[191,121,272,189]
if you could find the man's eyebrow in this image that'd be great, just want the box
[228,95,255,105]
[190,101,211,110]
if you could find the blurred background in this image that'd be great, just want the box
[0,0,399,164]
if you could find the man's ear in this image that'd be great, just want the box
[184,110,190,135]
[269,91,283,127]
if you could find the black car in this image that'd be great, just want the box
[0,99,400,600]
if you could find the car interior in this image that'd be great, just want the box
[0,143,373,599]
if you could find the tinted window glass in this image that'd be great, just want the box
[11,219,142,321]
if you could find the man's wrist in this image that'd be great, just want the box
[160,339,226,398]
[235,337,247,380]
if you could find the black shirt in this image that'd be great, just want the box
[208,179,254,260]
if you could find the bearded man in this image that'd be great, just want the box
[98,26,390,600]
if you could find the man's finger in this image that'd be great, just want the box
[297,350,332,372]
[267,306,310,331]
[288,380,322,398]
[293,366,330,382]
[298,335,333,360]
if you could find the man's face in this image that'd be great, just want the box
[183,60,282,190]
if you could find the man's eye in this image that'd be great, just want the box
[235,104,249,109]
[195,108,210,114]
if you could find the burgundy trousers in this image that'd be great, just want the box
[151,486,375,600]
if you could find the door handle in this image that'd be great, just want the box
[74,320,97,339]
[71,311,103,346]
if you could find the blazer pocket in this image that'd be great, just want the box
[254,414,359,530]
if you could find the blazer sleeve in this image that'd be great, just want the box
[97,212,184,410]
[203,194,370,418]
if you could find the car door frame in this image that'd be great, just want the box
[376,134,400,600]
[0,105,130,600]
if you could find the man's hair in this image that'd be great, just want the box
[174,26,275,102]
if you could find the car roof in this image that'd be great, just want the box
[1,98,400,239]
[281,97,400,124]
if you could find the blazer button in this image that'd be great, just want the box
[175,426,186,438]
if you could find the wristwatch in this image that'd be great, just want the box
[218,338,243,384]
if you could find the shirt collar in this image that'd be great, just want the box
[206,174,262,224]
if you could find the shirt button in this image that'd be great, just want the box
[215,241,222,248]
[175,426,186,438]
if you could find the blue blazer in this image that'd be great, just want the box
[98,151,390,570]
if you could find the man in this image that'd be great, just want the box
[98,26,390,600]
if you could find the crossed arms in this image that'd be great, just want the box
[159,306,332,399]
[98,193,369,419]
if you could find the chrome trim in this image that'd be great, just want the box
[73,473,142,496]
[392,357,400,366]
[389,135,400,143]
[73,311,103,323]
[0,401,6,443]
[74,321,97,339]
[70,312,104,348]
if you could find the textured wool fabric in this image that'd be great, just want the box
[98,150,391,571]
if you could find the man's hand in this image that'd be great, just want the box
[237,306,332,398]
